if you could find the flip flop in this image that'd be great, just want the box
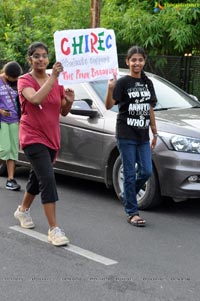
[127,215,146,227]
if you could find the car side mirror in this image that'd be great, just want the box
[70,100,99,118]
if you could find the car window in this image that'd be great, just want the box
[91,75,200,113]
[150,76,199,110]
[67,83,91,100]
[90,81,119,112]
[67,72,199,113]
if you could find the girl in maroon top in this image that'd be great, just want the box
[14,42,74,246]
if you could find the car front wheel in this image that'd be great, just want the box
[112,156,162,210]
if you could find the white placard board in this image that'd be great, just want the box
[54,28,118,84]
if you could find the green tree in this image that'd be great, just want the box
[0,0,199,67]
[0,0,90,67]
[101,0,200,55]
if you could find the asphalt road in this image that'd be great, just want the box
[0,167,200,301]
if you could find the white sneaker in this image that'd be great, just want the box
[48,227,69,246]
[14,206,35,229]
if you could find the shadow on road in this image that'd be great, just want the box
[14,166,200,218]
[152,196,200,219]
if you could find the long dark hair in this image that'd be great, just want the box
[126,45,146,61]
[27,41,49,71]
[27,41,49,57]
[3,61,23,78]
[126,45,157,107]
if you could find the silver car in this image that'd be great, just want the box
[1,71,200,209]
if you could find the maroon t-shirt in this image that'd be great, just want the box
[18,73,65,150]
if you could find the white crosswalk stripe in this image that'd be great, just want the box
[9,225,118,266]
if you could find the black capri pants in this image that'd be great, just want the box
[23,143,58,204]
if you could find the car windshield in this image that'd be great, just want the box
[90,80,119,112]
[90,74,200,113]
[150,75,200,110]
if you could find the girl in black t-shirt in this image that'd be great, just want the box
[105,46,158,227]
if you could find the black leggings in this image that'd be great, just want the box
[23,143,58,204]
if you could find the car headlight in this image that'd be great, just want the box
[158,132,200,154]
[171,136,200,153]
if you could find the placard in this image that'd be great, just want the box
[54,28,118,84]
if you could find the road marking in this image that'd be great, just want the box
[9,226,118,266]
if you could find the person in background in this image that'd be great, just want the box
[0,61,22,191]
[105,46,158,227]
[14,42,74,246]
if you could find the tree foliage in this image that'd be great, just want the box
[101,0,200,55]
[0,0,90,67]
[0,0,199,68]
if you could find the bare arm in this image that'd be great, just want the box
[61,88,75,116]
[105,75,117,109]
[21,62,63,106]
[150,106,158,149]
[0,109,11,117]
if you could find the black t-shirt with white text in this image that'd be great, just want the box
[113,75,157,142]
